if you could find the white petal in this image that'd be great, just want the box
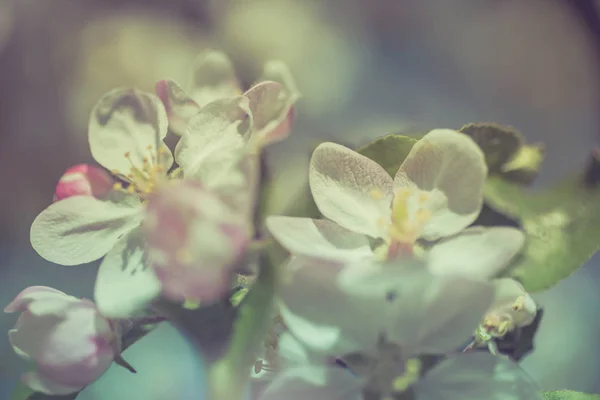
[385,271,495,356]
[427,227,525,280]
[490,279,537,327]
[417,353,541,400]
[395,129,486,240]
[245,81,295,146]
[30,195,143,266]
[94,228,161,318]
[155,79,202,136]
[266,216,373,262]
[309,142,394,239]
[22,371,81,396]
[9,311,62,361]
[188,49,242,106]
[259,366,363,400]
[175,97,251,186]
[88,88,173,175]
[278,257,385,357]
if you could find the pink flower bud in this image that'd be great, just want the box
[53,164,113,202]
[5,286,120,395]
[144,180,251,303]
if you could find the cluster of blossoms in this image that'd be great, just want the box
[6,49,540,400]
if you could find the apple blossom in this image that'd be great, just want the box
[155,49,299,148]
[258,258,541,400]
[30,87,253,318]
[266,129,525,280]
[5,286,121,395]
[143,179,251,304]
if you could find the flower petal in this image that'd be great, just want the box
[22,371,81,396]
[4,286,69,313]
[30,194,143,266]
[266,216,373,262]
[53,164,114,202]
[259,365,363,400]
[427,227,525,280]
[36,306,115,388]
[188,49,242,107]
[144,180,250,303]
[278,257,386,357]
[9,311,63,361]
[174,97,251,187]
[395,129,486,240]
[385,271,495,355]
[253,60,300,145]
[155,79,202,136]
[94,228,161,318]
[417,352,541,400]
[309,142,394,239]
[88,88,173,175]
[489,279,537,327]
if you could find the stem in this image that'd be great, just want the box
[206,253,278,400]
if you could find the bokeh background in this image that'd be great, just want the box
[1,0,600,398]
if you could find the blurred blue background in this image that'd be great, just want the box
[1,0,600,398]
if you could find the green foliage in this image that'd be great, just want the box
[357,134,418,177]
[459,123,544,185]
[486,160,600,291]
[543,390,600,400]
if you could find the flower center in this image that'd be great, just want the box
[111,145,170,195]
[343,340,422,398]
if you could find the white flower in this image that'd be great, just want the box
[258,258,541,400]
[267,129,525,280]
[468,278,538,353]
[155,49,300,148]
[5,286,121,395]
[30,88,253,318]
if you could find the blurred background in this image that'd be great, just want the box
[1,0,600,398]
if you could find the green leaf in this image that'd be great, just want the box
[542,390,600,400]
[486,154,600,291]
[356,134,419,177]
[459,122,545,185]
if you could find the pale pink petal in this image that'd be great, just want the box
[94,227,161,319]
[309,142,394,239]
[174,97,251,186]
[88,88,173,175]
[417,352,542,400]
[155,79,202,136]
[4,286,68,313]
[9,311,63,361]
[144,180,250,303]
[188,49,242,106]
[30,194,143,266]
[254,60,300,145]
[22,371,81,396]
[36,306,116,388]
[245,80,297,147]
[266,216,373,262]
[385,271,495,356]
[427,227,525,280]
[395,129,486,240]
[259,365,363,400]
[53,164,114,202]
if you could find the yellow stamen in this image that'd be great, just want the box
[392,358,421,392]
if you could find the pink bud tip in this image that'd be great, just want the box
[53,164,113,202]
